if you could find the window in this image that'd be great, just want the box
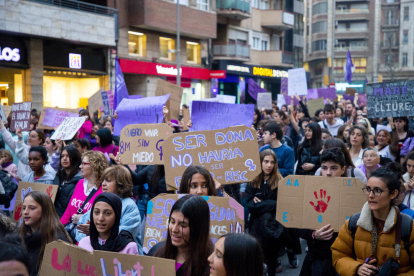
[261,40,269,51]
[272,35,281,50]
[252,0,259,9]
[312,2,328,15]
[312,40,327,51]
[402,53,408,67]
[197,0,209,11]
[253,37,260,50]
[404,7,409,21]
[337,5,347,12]
[334,58,366,73]
[385,54,394,66]
[186,42,200,64]
[403,30,409,44]
[159,37,175,61]
[128,31,146,57]
[350,41,367,49]
[312,21,327,34]
[261,0,269,9]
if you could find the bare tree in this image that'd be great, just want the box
[382,30,401,81]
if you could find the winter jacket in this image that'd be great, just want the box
[22,171,55,184]
[0,130,28,165]
[78,120,92,139]
[2,163,17,179]
[129,165,172,199]
[1,127,31,179]
[0,170,17,208]
[318,118,344,137]
[53,171,83,218]
[296,143,321,175]
[259,144,295,177]
[331,202,414,276]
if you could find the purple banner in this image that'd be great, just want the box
[317,88,337,99]
[43,109,79,128]
[247,78,267,100]
[342,93,355,101]
[115,57,130,110]
[190,101,254,131]
[307,89,319,100]
[283,95,300,106]
[113,94,170,136]
[280,78,288,95]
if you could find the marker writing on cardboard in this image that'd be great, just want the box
[100,257,155,276]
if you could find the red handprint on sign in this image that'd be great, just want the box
[309,189,331,213]
[14,202,23,220]
[46,185,53,198]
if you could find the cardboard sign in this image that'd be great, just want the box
[51,117,87,141]
[94,250,176,276]
[288,68,307,96]
[42,108,79,129]
[190,101,254,132]
[13,182,58,222]
[346,88,357,96]
[38,107,79,130]
[143,194,244,253]
[182,108,190,131]
[163,125,261,189]
[10,102,31,131]
[307,98,325,118]
[113,95,170,136]
[119,124,173,165]
[39,240,96,276]
[88,88,105,118]
[277,94,286,109]
[2,105,12,118]
[276,175,366,232]
[366,80,414,118]
[257,92,272,110]
[155,78,183,121]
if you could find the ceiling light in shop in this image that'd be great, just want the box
[187,42,199,45]
[128,31,144,36]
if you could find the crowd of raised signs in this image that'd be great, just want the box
[1,92,414,276]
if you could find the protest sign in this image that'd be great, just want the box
[101,91,110,115]
[182,108,190,131]
[358,94,367,107]
[143,194,244,253]
[13,182,58,222]
[10,102,31,131]
[283,95,300,106]
[39,240,96,276]
[2,105,12,118]
[366,80,414,118]
[155,78,183,121]
[247,78,267,100]
[346,88,357,96]
[113,95,170,136]
[313,88,337,99]
[119,124,173,165]
[307,98,325,118]
[307,89,319,100]
[276,175,366,232]
[51,117,87,141]
[277,94,286,109]
[257,93,272,110]
[94,249,176,276]
[38,107,79,130]
[342,93,355,101]
[190,101,254,132]
[216,94,236,104]
[288,68,307,96]
[280,77,288,95]
[163,125,261,189]
[88,88,105,118]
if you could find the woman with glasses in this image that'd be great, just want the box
[332,163,414,275]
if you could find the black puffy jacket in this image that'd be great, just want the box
[0,170,17,208]
[128,165,173,199]
[53,171,83,218]
[296,144,321,175]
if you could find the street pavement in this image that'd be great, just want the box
[277,238,308,276]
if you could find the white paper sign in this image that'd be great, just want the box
[51,117,87,140]
[288,68,308,96]
[257,93,272,110]
[277,94,286,109]
[216,94,236,104]
[0,105,7,122]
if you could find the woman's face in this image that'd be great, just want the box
[79,156,92,178]
[357,115,364,122]
[22,195,42,231]
[318,111,325,120]
[102,175,118,194]
[169,211,190,249]
[74,141,85,155]
[305,127,313,140]
[60,150,71,169]
[302,121,309,129]
[104,121,113,130]
[28,151,45,172]
[343,126,350,139]
[96,135,101,145]
[350,128,363,147]
[363,106,368,113]
[92,125,100,135]
[363,150,379,168]
[93,201,116,238]
[29,123,35,131]
[376,131,389,146]
[281,106,287,112]
[297,111,304,120]
[369,135,375,148]
[394,119,406,131]
[43,137,55,154]
[366,177,397,213]
[273,113,281,123]
[406,159,414,178]
[28,131,41,147]
[336,108,342,117]
[208,237,226,276]
[188,173,209,196]
[262,155,275,176]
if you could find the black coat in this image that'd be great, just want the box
[0,170,17,208]
[128,165,172,199]
[53,171,83,218]
[296,144,321,175]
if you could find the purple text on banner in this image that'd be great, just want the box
[307,89,319,100]
[283,95,299,106]
[247,78,267,100]
[113,94,170,136]
[42,109,79,128]
[317,88,337,99]
[190,101,254,131]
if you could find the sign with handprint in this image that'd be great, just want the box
[143,194,244,254]
[12,182,58,222]
[276,176,366,231]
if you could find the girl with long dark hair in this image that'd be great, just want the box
[178,165,217,196]
[296,122,323,175]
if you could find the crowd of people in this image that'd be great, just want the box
[0,95,414,276]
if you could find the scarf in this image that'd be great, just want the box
[1,162,13,168]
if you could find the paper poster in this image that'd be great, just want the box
[42,108,79,129]
[2,105,12,118]
[50,117,87,141]
[277,94,286,109]
[280,77,288,95]
[216,94,236,104]
[366,80,414,118]
[276,175,366,231]
[13,182,58,222]
[307,98,325,118]
[288,68,307,96]
[38,107,79,130]
[283,95,300,106]
[143,194,244,253]
[88,88,105,118]
[257,93,272,110]
[155,78,183,121]
[113,95,170,136]
[10,102,32,131]
[0,105,7,122]
[101,91,110,115]
[119,124,173,165]
[190,101,254,132]
[163,125,261,189]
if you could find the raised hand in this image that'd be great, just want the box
[309,189,331,213]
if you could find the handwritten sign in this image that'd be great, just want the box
[38,107,79,130]
[88,88,105,118]
[143,194,244,253]
[307,98,325,118]
[119,124,173,165]
[257,92,272,110]
[288,68,307,96]
[155,78,183,121]
[276,175,366,231]
[247,78,267,100]
[190,101,254,132]
[366,80,414,118]
[42,109,79,129]
[13,182,58,222]
[51,117,87,141]
[113,95,170,136]
[10,102,31,131]
[277,94,286,109]
[163,125,261,189]
[2,105,12,118]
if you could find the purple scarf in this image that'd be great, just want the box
[1,162,13,168]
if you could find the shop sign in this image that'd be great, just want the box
[210,70,226,79]
[156,65,182,76]
[253,67,288,78]
[69,53,82,69]
[222,62,288,79]
[226,65,250,73]
[0,47,20,62]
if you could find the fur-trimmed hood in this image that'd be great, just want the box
[357,202,397,233]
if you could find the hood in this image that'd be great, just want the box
[37,171,56,181]
[326,118,344,128]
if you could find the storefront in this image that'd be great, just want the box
[118,59,211,106]
[43,41,108,109]
[212,61,289,104]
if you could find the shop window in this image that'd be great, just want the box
[160,37,175,61]
[334,58,366,73]
[197,0,209,11]
[187,42,201,64]
[128,31,146,57]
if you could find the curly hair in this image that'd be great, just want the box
[100,165,133,198]
[82,151,108,188]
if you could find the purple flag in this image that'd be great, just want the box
[115,57,129,110]
[345,50,353,84]
[247,78,267,100]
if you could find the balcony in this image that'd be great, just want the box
[250,50,293,67]
[213,42,250,61]
[260,10,295,30]
[382,19,400,29]
[335,9,370,20]
[335,28,369,39]
[380,41,399,50]
[216,0,251,20]
[335,46,368,51]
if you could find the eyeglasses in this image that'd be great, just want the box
[362,186,389,197]
[81,162,91,166]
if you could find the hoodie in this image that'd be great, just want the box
[318,118,344,137]
[22,171,55,184]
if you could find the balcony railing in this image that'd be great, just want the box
[336,28,368,32]
[213,42,250,59]
[216,0,250,14]
[382,19,400,26]
[380,41,399,48]
[335,46,368,51]
[336,9,369,13]
[26,0,117,16]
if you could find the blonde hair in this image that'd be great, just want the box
[0,149,13,163]
[82,151,108,187]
